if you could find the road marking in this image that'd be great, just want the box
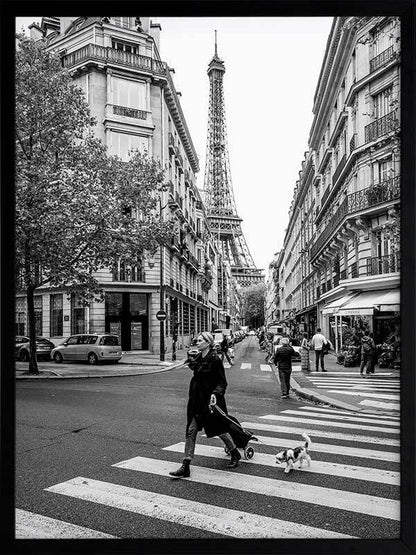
[45,477,355,538]
[15,509,116,539]
[314,386,399,392]
[240,422,399,446]
[360,399,401,410]
[260,364,272,372]
[240,363,251,369]
[247,415,399,434]
[296,406,400,421]
[307,372,394,376]
[311,381,399,387]
[249,435,399,462]
[163,443,400,485]
[326,390,399,400]
[113,456,400,520]
[266,410,400,427]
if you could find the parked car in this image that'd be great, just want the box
[51,334,122,365]
[15,336,55,361]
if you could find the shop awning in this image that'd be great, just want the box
[338,289,400,316]
[322,293,358,315]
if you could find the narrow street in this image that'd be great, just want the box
[16,337,400,539]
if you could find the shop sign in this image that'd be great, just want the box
[338,308,373,316]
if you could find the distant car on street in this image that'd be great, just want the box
[51,334,122,365]
[15,336,55,362]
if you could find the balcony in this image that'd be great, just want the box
[364,110,399,143]
[370,46,396,73]
[62,43,166,75]
[112,105,147,120]
[310,176,400,260]
[112,263,145,282]
[366,253,400,276]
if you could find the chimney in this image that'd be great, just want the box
[149,21,162,51]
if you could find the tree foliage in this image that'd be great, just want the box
[15,35,172,373]
[240,283,266,328]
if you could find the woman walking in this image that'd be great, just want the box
[300,333,311,372]
[169,331,241,479]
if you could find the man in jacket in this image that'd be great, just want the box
[310,328,328,372]
[273,337,297,399]
[359,332,376,377]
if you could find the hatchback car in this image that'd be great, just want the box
[15,336,55,361]
[51,334,122,365]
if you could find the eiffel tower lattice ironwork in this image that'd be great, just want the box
[203,35,264,288]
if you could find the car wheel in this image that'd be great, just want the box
[53,352,63,364]
[87,352,98,365]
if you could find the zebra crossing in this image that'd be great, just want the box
[16,404,400,539]
[304,372,400,410]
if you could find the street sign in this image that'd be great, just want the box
[156,310,167,321]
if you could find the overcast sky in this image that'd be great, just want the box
[16,16,333,272]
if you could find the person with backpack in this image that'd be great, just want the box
[359,332,376,377]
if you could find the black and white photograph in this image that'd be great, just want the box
[3,2,415,553]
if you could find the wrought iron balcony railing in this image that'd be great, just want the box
[366,253,400,276]
[310,176,400,260]
[62,43,166,75]
[364,110,399,143]
[113,105,147,120]
[369,46,395,73]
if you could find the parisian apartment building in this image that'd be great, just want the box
[16,16,241,353]
[267,16,400,352]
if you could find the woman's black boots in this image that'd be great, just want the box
[169,459,191,478]
[226,448,241,468]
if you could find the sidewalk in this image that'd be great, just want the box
[284,353,400,415]
[15,349,189,379]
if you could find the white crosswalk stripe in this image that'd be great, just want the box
[240,363,251,369]
[24,404,400,539]
[113,456,399,520]
[360,399,400,410]
[15,509,116,539]
[45,477,355,538]
[326,390,399,400]
[260,364,272,372]
[163,442,400,485]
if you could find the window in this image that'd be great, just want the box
[113,77,147,110]
[79,335,97,345]
[16,298,26,335]
[109,132,149,161]
[372,20,394,56]
[67,336,80,345]
[50,294,63,336]
[71,294,86,334]
[99,336,120,346]
[34,296,43,336]
[112,17,131,28]
[373,87,392,119]
[373,159,392,183]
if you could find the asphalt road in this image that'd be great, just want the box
[15,337,400,540]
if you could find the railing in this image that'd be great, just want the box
[370,46,395,73]
[349,133,357,153]
[332,154,346,184]
[113,105,147,120]
[62,43,166,75]
[112,264,145,282]
[364,110,399,143]
[366,253,400,275]
[310,176,400,259]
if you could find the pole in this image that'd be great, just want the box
[159,197,165,362]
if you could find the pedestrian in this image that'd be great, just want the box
[310,328,328,372]
[300,333,311,372]
[367,332,378,374]
[273,336,297,399]
[169,331,241,478]
[220,334,233,365]
[359,331,376,377]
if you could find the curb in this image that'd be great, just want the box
[16,359,187,380]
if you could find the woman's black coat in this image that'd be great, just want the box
[186,348,229,438]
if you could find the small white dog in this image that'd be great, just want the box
[275,432,312,473]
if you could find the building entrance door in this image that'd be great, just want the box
[105,292,149,351]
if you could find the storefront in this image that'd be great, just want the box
[105,292,149,351]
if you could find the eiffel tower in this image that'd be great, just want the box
[203,33,264,288]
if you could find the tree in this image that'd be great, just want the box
[240,283,266,329]
[15,35,172,374]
